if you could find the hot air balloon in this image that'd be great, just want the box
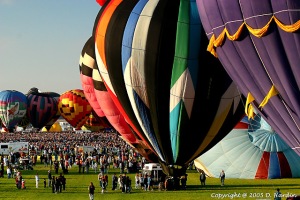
[92,0,245,176]
[17,115,31,130]
[0,90,27,132]
[58,89,92,130]
[80,36,105,118]
[82,112,106,132]
[27,87,41,95]
[43,92,61,131]
[41,122,62,132]
[27,92,58,130]
[195,114,300,179]
[196,0,300,155]
[79,36,157,162]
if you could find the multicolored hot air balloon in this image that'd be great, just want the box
[92,0,245,176]
[0,90,27,132]
[58,89,92,130]
[196,0,300,155]
[27,92,58,130]
[79,36,157,162]
[43,92,61,131]
[17,115,31,130]
[195,114,300,179]
[82,112,105,132]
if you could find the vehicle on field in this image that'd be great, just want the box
[0,142,29,155]
[142,163,165,186]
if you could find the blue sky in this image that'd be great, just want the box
[0,0,100,94]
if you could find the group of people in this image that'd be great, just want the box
[199,169,225,187]
[134,173,154,191]
[49,172,66,194]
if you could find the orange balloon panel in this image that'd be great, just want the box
[58,89,92,130]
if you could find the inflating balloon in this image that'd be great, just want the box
[195,114,300,179]
[196,0,300,155]
[93,0,245,176]
[58,89,92,130]
[43,92,61,131]
[0,90,27,132]
[17,115,30,130]
[27,92,58,130]
[41,122,62,132]
[80,36,157,162]
[83,112,105,131]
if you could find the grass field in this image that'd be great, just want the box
[0,162,299,200]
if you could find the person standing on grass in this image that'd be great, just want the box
[51,176,56,193]
[135,173,140,189]
[219,170,225,186]
[88,182,95,200]
[274,188,282,200]
[61,175,66,191]
[200,170,207,186]
[6,166,11,179]
[112,173,118,190]
[35,172,39,188]
[48,170,52,187]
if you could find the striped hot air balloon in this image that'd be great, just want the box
[0,90,27,132]
[90,0,245,176]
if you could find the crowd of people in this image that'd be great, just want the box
[0,130,196,199]
[0,131,147,193]
[0,130,143,174]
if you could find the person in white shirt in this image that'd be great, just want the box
[7,166,11,178]
[35,172,39,188]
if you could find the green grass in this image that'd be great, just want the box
[1,163,299,200]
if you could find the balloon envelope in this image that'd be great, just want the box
[41,122,62,132]
[27,92,58,130]
[93,0,245,176]
[196,0,300,155]
[0,90,27,132]
[79,36,158,162]
[43,92,61,130]
[195,115,300,179]
[58,89,92,130]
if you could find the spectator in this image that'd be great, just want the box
[112,173,118,190]
[48,170,52,187]
[199,170,207,186]
[88,182,95,200]
[22,179,26,189]
[43,178,46,188]
[180,174,187,190]
[219,170,225,186]
[274,188,282,200]
[35,172,39,188]
[6,166,11,179]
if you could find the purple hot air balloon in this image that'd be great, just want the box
[27,92,58,130]
[42,92,61,131]
[196,0,300,155]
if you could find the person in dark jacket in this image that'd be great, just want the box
[51,176,56,193]
[88,182,95,200]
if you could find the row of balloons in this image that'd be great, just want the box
[0,89,110,133]
[77,0,300,177]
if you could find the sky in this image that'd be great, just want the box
[0,0,100,95]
